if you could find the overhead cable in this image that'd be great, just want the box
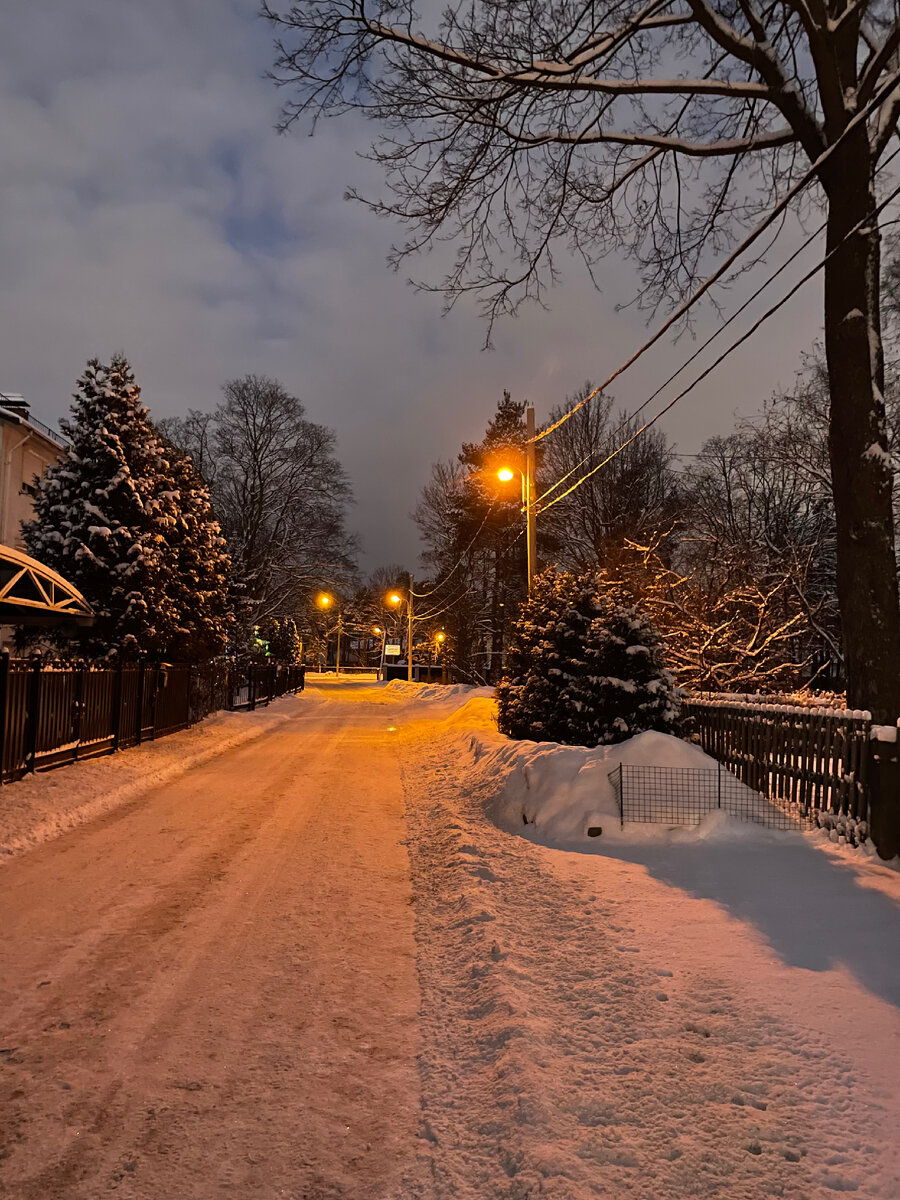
[531,68,900,445]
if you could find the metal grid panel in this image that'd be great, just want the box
[609,763,808,831]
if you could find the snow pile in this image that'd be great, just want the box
[0,694,309,862]
[384,679,495,704]
[465,727,789,847]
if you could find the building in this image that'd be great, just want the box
[0,392,67,549]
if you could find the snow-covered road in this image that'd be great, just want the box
[0,683,425,1199]
[2,678,899,1199]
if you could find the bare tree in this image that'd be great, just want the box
[164,375,357,643]
[265,0,900,716]
[540,383,679,569]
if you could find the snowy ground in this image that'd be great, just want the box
[0,692,309,860]
[2,677,899,1198]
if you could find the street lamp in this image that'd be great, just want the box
[374,624,388,680]
[386,586,415,683]
[316,591,343,674]
[496,404,537,594]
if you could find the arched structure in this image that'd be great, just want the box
[0,545,93,626]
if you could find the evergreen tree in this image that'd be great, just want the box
[278,617,302,664]
[155,437,231,662]
[414,392,540,682]
[497,568,681,747]
[24,355,229,660]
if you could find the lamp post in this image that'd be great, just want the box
[497,404,537,595]
[316,592,343,674]
[435,630,446,684]
[387,582,415,683]
[374,625,387,680]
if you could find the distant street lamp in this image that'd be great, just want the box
[386,584,415,683]
[316,591,343,674]
[374,624,388,680]
[497,404,537,594]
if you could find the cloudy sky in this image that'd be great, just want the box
[0,1,826,572]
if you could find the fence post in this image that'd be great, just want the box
[25,658,42,775]
[72,661,85,759]
[151,667,161,739]
[0,650,9,785]
[618,762,624,829]
[867,727,900,860]
[111,656,124,752]
[136,657,146,745]
[249,664,256,712]
[717,761,722,810]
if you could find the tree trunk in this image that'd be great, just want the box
[823,130,900,720]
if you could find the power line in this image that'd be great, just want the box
[532,68,900,447]
[536,142,900,505]
[538,173,900,515]
[410,499,499,601]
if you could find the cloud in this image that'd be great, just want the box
[0,1,826,571]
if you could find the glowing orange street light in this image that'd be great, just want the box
[436,631,446,644]
[385,588,414,682]
[495,406,537,594]
[315,592,342,672]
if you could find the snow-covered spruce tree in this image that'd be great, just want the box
[497,569,680,747]
[275,616,302,664]
[154,436,231,662]
[24,355,227,660]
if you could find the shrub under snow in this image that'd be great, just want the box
[497,568,680,747]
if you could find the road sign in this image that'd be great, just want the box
[385,643,401,656]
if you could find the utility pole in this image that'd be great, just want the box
[407,576,414,684]
[336,612,343,675]
[525,405,536,595]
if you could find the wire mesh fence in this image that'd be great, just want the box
[608,763,811,832]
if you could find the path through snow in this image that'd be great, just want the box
[398,690,900,1199]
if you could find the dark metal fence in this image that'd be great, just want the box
[0,656,305,784]
[609,763,807,832]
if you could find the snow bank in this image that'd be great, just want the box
[384,679,495,704]
[0,694,308,862]
[464,726,790,848]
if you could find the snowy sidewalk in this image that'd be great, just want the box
[400,696,900,1199]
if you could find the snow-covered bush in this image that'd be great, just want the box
[23,355,230,660]
[497,568,681,746]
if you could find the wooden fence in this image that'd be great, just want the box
[0,657,305,784]
[683,697,900,857]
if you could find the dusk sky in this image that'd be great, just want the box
[0,0,826,573]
